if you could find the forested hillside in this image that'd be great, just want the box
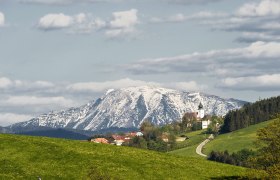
[221,96,280,133]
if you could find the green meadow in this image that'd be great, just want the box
[0,133,252,179]
[203,119,277,155]
[169,130,206,158]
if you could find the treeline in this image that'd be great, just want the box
[221,96,280,133]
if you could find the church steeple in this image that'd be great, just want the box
[198,102,203,110]
[197,102,204,119]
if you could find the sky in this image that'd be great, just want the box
[0,0,280,126]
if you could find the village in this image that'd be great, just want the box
[89,103,220,149]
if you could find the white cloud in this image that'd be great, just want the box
[36,10,140,39]
[0,77,12,88]
[67,78,203,93]
[170,81,206,92]
[237,0,280,17]
[180,0,280,42]
[67,78,160,92]
[36,10,141,39]
[237,32,280,43]
[0,11,5,26]
[150,11,228,23]
[37,13,106,33]
[219,74,280,91]
[5,96,76,107]
[38,13,73,30]
[0,77,55,91]
[126,41,280,77]
[0,113,33,126]
[106,9,139,38]
[109,9,138,28]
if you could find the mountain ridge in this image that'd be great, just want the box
[8,86,247,132]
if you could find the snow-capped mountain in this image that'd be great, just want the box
[9,86,246,132]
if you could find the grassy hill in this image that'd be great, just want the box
[169,130,206,158]
[0,134,254,179]
[204,119,278,155]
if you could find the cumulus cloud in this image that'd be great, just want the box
[0,113,33,126]
[37,13,106,32]
[0,11,5,26]
[38,13,73,30]
[219,74,280,91]
[37,10,138,38]
[126,41,280,78]
[106,9,139,39]
[236,0,280,17]
[194,0,280,42]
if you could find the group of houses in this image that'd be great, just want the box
[90,102,211,146]
[90,131,144,146]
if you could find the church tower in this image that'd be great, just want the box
[197,102,205,119]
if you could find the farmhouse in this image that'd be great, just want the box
[91,138,109,144]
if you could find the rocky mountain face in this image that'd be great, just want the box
[9,86,247,132]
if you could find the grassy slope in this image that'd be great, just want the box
[0,134,250,179]
[204,119,277,155]
[169,130,207,158]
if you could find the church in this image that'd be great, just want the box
[196,102,211,129]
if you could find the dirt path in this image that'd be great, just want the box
[195,134,214,157]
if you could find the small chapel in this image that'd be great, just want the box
[196,102,211,129]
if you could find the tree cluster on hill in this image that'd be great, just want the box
[221,96,280,133]
[209,119,280,179]
[248,119,280,179]
[208,149,255,167]
[126,120,176,152]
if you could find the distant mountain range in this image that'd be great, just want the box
[8,86,247,132]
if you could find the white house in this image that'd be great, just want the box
[202,120,211,129]
[136,132,143,136]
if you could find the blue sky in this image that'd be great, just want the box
[0,0,280,126]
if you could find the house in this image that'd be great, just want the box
[126,131,143,137]
[161,133,169,142]
[126,132,137,137]
[91,138,109,144]
[202,120,211,129]
[136,132,144,137]
[112,135,128,146]
[176,137,187,142]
